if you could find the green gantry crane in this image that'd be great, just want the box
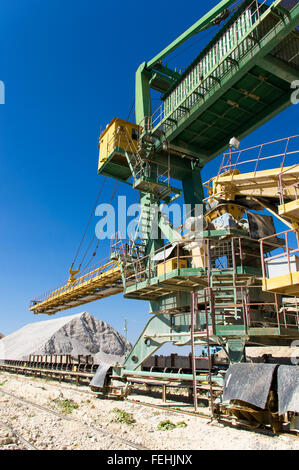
[30,0,299,427]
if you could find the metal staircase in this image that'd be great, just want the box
[121,125,182,203]
[129,195,158,258]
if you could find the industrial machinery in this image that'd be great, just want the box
[29,0,299,431]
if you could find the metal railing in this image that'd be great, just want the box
[122,236,263,284]
[146,0,285,132]
[30,256,120,307]
[278,164,299,207]
[260,228,299,328]
[219,134,299,175]
[120,234,299,330]
[280,297,299,330]
[260,228,299,282]
[203,134,299,200]
[203,284,284,331]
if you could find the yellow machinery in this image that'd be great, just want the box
[278,199,299,222]
[157,258,188,277]
[205,136,299,297]
[260,227,299,296]
[30,260,123,315]
[207,166,299,202]
[262,268,299,296]
[98,118,139,178]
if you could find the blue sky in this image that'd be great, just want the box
[0,0,298,346]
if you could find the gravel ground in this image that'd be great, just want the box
[0,371,298,451]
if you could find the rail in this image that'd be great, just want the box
[145,0,290,132]
[121,236,264,283]
[260,228,299,279]
[220,134,299,175]
[204,135,299,197]
[29,256,121,310]
[118,234,299,331]
[0,360,98,386]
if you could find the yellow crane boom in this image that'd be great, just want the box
[30,260,123,315]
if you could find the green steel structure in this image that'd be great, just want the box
[95,0,299,389]
[30,0,299,415]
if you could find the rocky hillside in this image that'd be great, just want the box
[0,312,131,362]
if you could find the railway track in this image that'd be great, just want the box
[126,398,299,440]
[0,364,298,440]
[0,420,38,450]
[0,388,149,450]
[0,368,214,418]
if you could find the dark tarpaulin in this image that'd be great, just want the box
[223,363,277,409]
[90,360,114,388]
[247,212,276,240]
[277,365,299,415]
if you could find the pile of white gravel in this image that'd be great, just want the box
[215,346,299,364]
[0,312,131,363]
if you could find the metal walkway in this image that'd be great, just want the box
[149,0,299,163]
[29,260,123,315]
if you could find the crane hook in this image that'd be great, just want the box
[68,267,80,284]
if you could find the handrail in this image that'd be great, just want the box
[30,256,120,306]
[149,0,283,131]
[260,228,299,283]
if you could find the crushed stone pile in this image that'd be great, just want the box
[216,346,298,364]
[0,312,131,363]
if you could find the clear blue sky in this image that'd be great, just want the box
[0,0,298,346]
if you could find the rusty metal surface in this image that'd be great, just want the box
[278,365,299,414]
[223,363,277,409]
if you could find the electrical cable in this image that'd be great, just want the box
[80,180,120,271]
[70,177,107,271]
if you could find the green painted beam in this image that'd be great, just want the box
[208,89,293,159]
[149,72,177,94]
[162,1,299,158]
[118,370,224,387]
[147,0,237,69]
[182,164,204,212]
[119,312,192,371]
[152,63,181,80]
[158,213,182,243]
[135,63,152,126]
[257,54,299,83]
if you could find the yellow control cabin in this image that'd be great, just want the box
[98,118,139,181]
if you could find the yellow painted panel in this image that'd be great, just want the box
[278,200,299,221]
[157,258,188,276]
[263,270,299,295]
[210,165,299,201]
[98,118,139,169]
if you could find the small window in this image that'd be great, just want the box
[132,128,139,140]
